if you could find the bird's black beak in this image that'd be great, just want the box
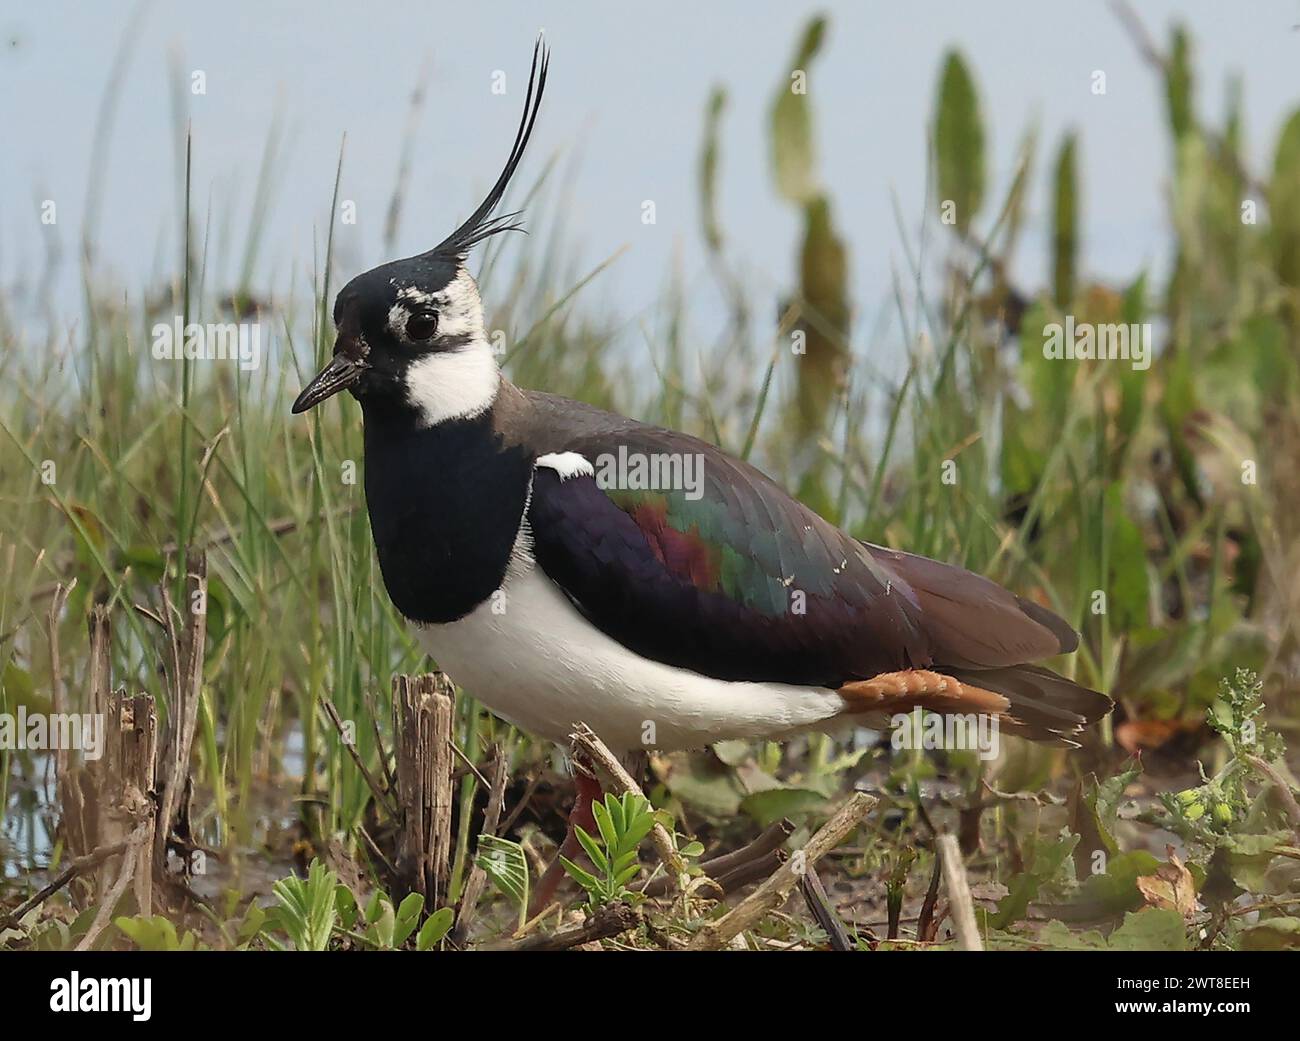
[291,352,364,414]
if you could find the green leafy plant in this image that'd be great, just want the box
[560,792,656,910]
[270,859,338,951]
[476,834,530,930]
[268,865,453,951]
[1159,669,1286,841]
[344,889,449,950]
[114,915,205,951]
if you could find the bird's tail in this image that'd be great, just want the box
[838,664,1111,747]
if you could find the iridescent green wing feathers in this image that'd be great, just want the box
[524,417,1075,688]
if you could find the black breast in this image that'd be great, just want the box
[362,409,534,623]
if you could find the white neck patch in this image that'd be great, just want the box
[398,268,501,426]
[405,342,500,426]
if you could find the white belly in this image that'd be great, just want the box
[410,561,845,753]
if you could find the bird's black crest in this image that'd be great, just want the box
[422,37,549,261]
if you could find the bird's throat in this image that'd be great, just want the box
[362,406,533,623]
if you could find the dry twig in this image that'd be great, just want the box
[489,900,640,952]
[75,822,150,951]
[800,866,853,951]
[686,791,876,950]
[938,833,982,951]
[638,818,793,898]
[0,839,129,932]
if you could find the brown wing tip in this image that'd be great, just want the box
[1015,595,1080,654]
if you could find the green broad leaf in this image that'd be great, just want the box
[1108,908,1188,951]
[559,856,602,894]
[792,193,850,438]
[620,792,647,831]
[1051,132,1077,307]
[574,825,611,875]
[611,850,640,879]
[991,831,1079,929]
[1270,108,1300,287]
[114,915,182,952]
[1032,908,1190,953]
[712,739,752,767]
[417,907,454,951]
[663,756,746,817]
[933,50,985,232]
[235,903,269,945]
[1222,831,1297,895]
[698,86,728,253]
[1105,484,1150,633]
[396,891,424,925]
[367,899,395,949]
[1073,755,1143,864]
[618,815,655,857]
[1033,920,1109,950]
[1075,850,1162,914]
[116,545,166,583]
[769,15,826,204]
[604,794,624,834]
[1,660,50,716]
[334,884,359,930]
[740,787,825,827]
[1239,916,1300,950]
[1164,26,1194,141]
[593,798,619,850]
[476,834,530,913]
[392,892,425,947]
[619,791,640,829]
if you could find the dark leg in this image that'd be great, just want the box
[530,759,602,915]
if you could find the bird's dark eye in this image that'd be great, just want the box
[405,309,439,341]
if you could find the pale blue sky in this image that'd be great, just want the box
[2,1,1298,365]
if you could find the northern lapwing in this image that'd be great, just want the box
[292,39,1112,908]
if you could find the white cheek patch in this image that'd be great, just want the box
[536,452,594,481]
[404,340,500,427]
[394,268,500,426]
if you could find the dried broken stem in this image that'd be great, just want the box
[800,865,853,951]
[638,818,793,898]
[938,833,983,951]
[75,822,151,951]
[0,839,129,931]
[686,791,876,950]
[490,899,641,952]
